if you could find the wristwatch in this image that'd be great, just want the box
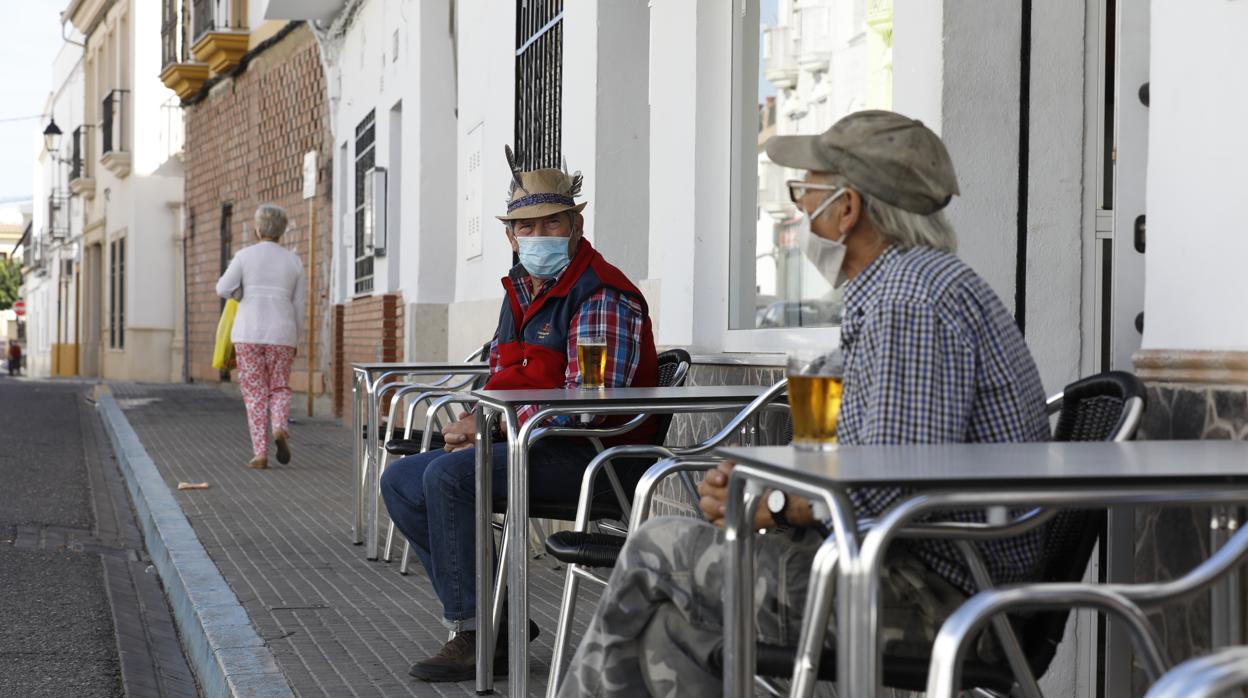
[767,489,790,529]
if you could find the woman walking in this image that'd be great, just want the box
[216,204,305,469]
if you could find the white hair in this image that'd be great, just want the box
[824,174,957,253]
[255,203,288,241]
[863,195,957,253]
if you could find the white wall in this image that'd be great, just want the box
[892,0,943,131]
[562,0,650,282]
[330,0,457,312]
[1142,0,1248,351]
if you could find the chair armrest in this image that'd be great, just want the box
[1144,647,1248,698]
[629,457,722,529]
[680,380,789,456]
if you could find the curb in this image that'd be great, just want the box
[95,386,295,698]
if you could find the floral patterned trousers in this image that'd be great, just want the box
[234,343,296,458]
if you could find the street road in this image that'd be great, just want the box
[0,377,197,697]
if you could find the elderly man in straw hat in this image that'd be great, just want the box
[381,149,659,682]
[555,111,1050,697]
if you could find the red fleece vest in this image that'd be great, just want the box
[485,240,659,442]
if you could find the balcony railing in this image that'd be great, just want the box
[192,0,216,44]
[47,191,70,240]
[763,25,799,89]
[162,0,185,68]
[101,89,129,156]
[70,126,86,181]
[158,95,185,163]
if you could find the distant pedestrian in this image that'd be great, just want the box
[6,341,20,376]
[215,204,305,469]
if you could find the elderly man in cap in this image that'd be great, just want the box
[556,110,1050,697]
[381,150,658,682]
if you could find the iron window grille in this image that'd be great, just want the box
[109,238,126,349]
[353,110,376,295]
[513,0,564,170]
[101,90,129,155]
[70,126,86,181]
[219,203,233,310]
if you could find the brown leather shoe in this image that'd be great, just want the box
[408,621,540,682]
[247,455,268,469]
[273,429,292,464]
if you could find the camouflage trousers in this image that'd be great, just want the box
[557,516,973,698]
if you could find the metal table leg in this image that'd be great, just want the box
[508,410,531,696]
[351,369,366,545]
[475,409,497,694]
[365,374,383,560]
[723,475,763,698]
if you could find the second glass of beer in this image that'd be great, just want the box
[578,333,608,389]
[786,348,844,451]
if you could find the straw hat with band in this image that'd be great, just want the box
[765,109,961,215]
[497,145,588,222]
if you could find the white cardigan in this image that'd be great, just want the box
[216,240,306,348]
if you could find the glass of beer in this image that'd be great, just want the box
[578,333,608,389]
[786,349,844,451]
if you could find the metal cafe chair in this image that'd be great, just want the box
[666,371,1144,697]
[1142,646,1248,698]
[353,343,491,555]
[387,349,693,579]
[543,377,791,697]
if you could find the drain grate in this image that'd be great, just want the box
[10,525,139,561]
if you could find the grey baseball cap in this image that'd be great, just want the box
[765,110,960,215]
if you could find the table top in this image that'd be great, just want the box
[351,362,489,373]
[719,441,1248,487]
[471,384,776,407]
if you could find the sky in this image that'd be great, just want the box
[759,0,778,103]
[0,0,71,204]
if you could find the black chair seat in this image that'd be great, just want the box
[384,432,445,456]
[545,531,626,567]
[492,497,627,522]
[708,643,1017,693]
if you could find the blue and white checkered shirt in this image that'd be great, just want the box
[837,246,1051,595]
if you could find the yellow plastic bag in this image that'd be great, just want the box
[211,299,239,370]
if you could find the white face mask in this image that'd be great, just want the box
[797,188,849,288]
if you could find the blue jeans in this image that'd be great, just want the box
[380,439,599,631]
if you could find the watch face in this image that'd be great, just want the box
[767,489,786,514]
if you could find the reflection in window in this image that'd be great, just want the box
[735,0,893,331]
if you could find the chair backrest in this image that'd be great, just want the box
[1020,371,1147,673]
[1049,370,1147,442]
[468,341,493,390]
[651,349,692,446]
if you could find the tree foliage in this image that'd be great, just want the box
[0,257,21,311]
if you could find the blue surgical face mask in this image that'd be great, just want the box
[516,236,572,279]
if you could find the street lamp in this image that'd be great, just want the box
[43,119,63,154]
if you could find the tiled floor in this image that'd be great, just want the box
[112,382,600,697]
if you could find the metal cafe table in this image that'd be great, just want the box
[472,385,779,696]
[350,361,490,558]
[717,441,1248,698]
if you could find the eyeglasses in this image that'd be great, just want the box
[786,180,844,204]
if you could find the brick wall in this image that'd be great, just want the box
[336,294,404,417]
[183,24,336,407]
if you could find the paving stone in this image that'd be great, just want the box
[113,383,601,697]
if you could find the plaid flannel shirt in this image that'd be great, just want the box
[837,246,1051,596]
[488,264,645,427]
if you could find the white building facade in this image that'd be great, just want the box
[62,0,186,382]
[24,41,86,378]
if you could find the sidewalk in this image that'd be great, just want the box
[110,382,599,697]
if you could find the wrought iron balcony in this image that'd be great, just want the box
[100,90,131,177]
